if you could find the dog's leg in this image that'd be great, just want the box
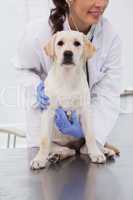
[30,110,54,170]
[80,144,88,155]
[80,109,106,164]
[48,144,76,164]
[30,136,50,170]
[104,142,120,156]
[100,146,116,159]
[80,142,116,159]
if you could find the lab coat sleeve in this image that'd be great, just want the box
[11,22,49,109]
[90,35,122,146]
[12,22,48,88]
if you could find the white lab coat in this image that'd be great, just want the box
[13,16,122,147]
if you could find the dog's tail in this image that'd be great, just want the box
[0,127,26,138]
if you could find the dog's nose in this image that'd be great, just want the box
[63,51,73,58]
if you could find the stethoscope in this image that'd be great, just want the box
[86,26,96,87]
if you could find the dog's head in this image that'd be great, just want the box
[43,31,96,68]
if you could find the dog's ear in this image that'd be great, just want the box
[83,35,96,59]
[43,33,58,58]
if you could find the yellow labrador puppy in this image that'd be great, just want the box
[31,31,114,170]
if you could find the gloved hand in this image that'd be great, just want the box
[36,80,50,111]
[55,107,84,138]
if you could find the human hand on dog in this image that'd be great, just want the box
[36,80,50,111]
[55,107,84,138]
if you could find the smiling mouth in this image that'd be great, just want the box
[88,11,102,17]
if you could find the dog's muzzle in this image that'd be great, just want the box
[62,50,74,65]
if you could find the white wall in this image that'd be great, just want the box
[0,0,132,125]
[0,0,50,124]
[0,0,26,124]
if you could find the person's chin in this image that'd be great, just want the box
[86,15,101,24]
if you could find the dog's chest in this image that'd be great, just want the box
[45,85,89,112]
[44,67,90,111]
[51,91,80,109]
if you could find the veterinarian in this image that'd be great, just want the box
[13,0,122,150]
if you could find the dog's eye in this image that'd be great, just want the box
[74,41,81,47]
[57,40,64,46]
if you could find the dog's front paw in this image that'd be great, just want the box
[89,151,106,164]
[89,153,106,164]
[30,157,48,170]
[102,147,116,158]
[47,153,61,164]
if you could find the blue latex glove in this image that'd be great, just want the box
[36,80,50,111]
[55,107,84,138]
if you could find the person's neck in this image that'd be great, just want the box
[68,15,91,35]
